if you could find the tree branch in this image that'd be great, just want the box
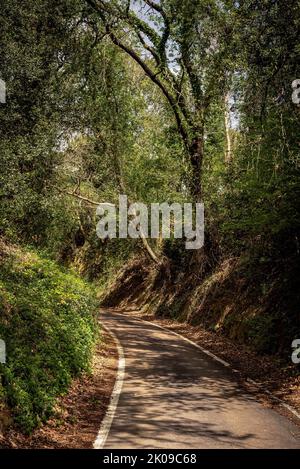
[85,0,190,149]
[109,31,189,148]
[56,187,160,264]
[143,0,167,19]
[143,1,171,72]
[57,188,111,207]
[136,31,160,66]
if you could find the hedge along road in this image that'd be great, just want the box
[97,310,300,449]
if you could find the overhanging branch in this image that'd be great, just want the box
[109,31,189,149]
[56,187,160,264]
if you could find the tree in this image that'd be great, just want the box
[84,0,231,202]
[0,0,84,243]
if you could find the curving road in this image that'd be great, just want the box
[101,310,300,449]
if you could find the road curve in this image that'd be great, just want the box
[100,310,300,449]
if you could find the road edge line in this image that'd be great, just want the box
[93,325,125,449]
[134,315,300,422]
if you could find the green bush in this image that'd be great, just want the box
[0,246,98,433]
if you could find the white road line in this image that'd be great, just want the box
[136,316,232,367]
[133,315,300,422]
[264,391,300,421]
[93,325,125,449]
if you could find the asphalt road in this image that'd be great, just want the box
[101,310,300,449]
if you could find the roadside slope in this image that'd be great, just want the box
[0,240,97,437]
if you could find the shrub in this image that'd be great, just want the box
[0,245,98,433]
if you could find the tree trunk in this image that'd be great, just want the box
[224,93,232,164]
[189,135,204,202]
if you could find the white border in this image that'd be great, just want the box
[93,326,125,449]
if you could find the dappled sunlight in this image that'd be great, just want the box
[101,311,299,449]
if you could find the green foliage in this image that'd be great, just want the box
[0,0,299,381]
[243,314,277,354]
[0,245,98,433]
